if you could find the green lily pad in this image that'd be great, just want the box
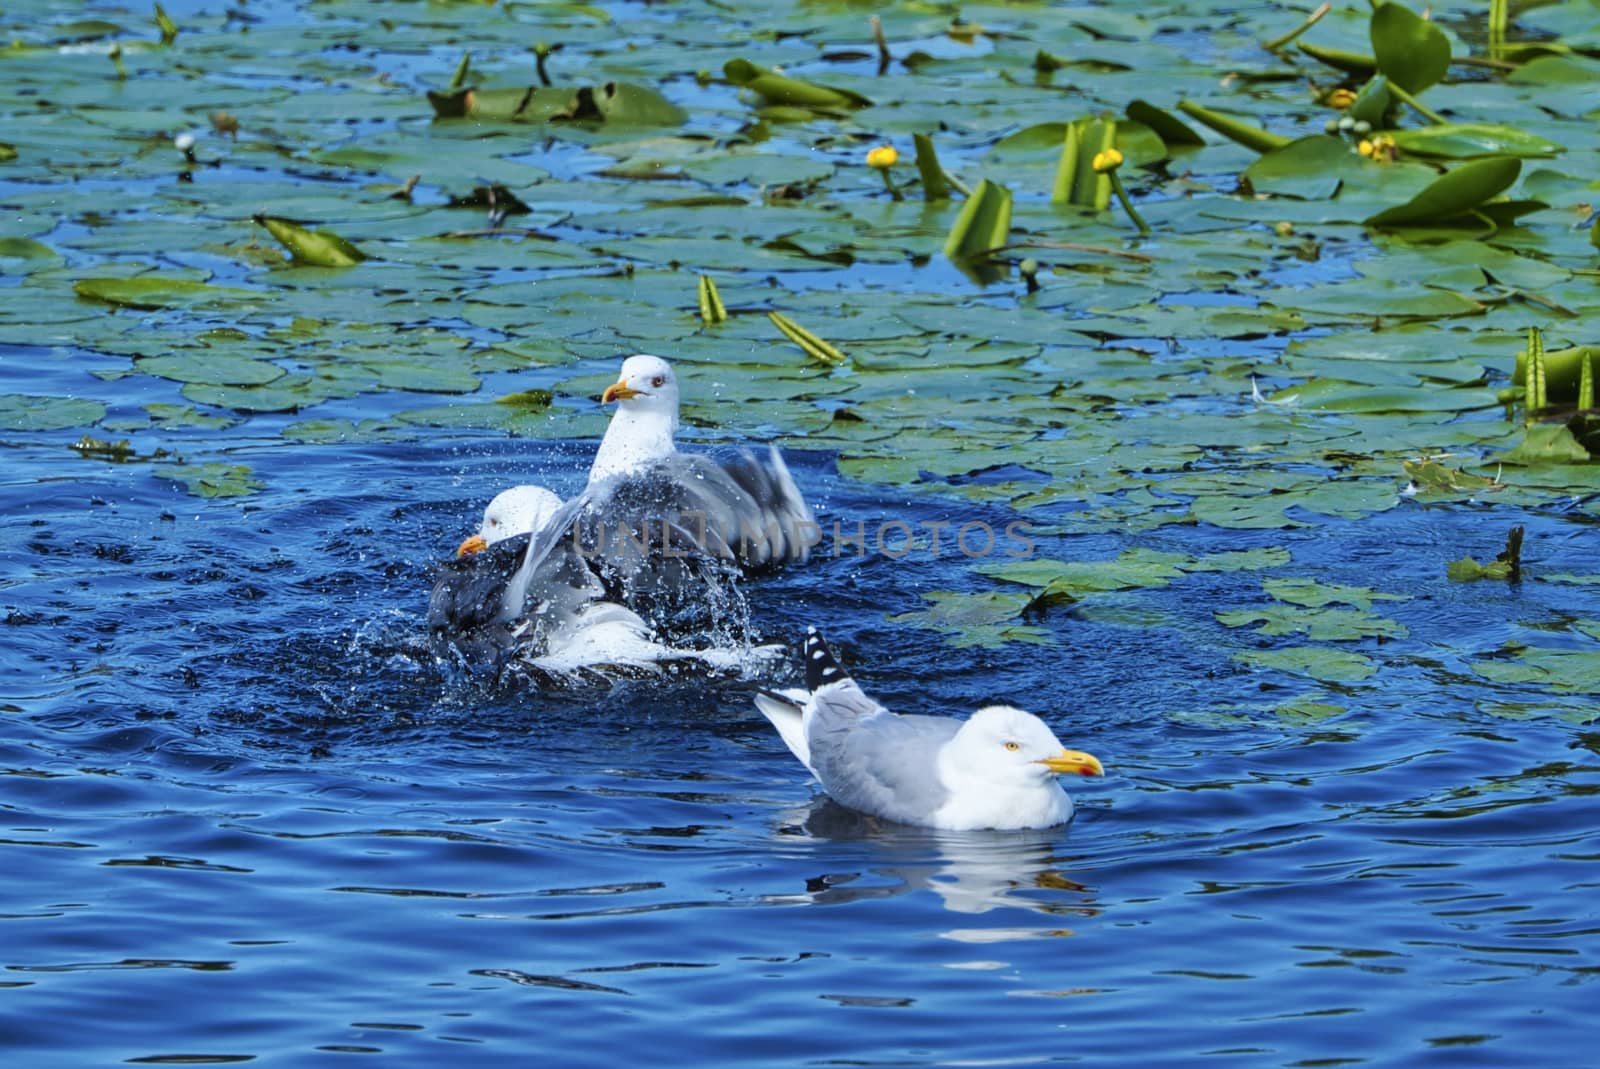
[1217,604,1407,641]
[1472,646,1600,695]
[136,353,286,386]
[153,462,263,499]
[1500,424,1593,466]
[1262,578,1406,610]
[886,590,1050,649]
[1236,646,1379,682]
[0,394,106,431]
[74,276,264,310]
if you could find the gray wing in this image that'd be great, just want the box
[806,681,959,825]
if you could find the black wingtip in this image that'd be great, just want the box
[803,627,848,690]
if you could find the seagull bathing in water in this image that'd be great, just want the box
[755,629,1104,830]
[428,354,816,677]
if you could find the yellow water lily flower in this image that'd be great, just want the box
[1358,134,1398,162]
[866,145,898,168]
[1091,147,1124,173]
[1325,88,1357,109]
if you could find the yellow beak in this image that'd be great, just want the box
[601,381,642,404]
[456,534,488,557]
[1038,749,1104,777]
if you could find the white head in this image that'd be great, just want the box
[456,484,563,557]
[947,705,1104,787]
[589,354,681,482]
[601,355,679,428]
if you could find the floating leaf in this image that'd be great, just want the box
[1244,135,1365,199]
[1501,424,1592,466]
[1216,604,1407,641]
[74,277,263,310]
[255,215,368,267]
[1370,2,1450,94]
[1262,578,1406,610]
[768,311,846,365]
[1364,157,1521,227]
[153,462,262,499]
[0,394,106,431]
[1235,646,1378,683]
[136,353,285,386]
[887,591,1049,649]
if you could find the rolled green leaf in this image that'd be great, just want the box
[768,311,846,365]
[723,59,871,109]
[912,133,951,201]
[1176,100,1290,153]
[943,179,1012,262]
[255,215,368,267]
[1512,345,1597,402]
[1126,99,1206,147]
[1296,42,1377,78]
[449,52,472,92]
[697,274,727,325]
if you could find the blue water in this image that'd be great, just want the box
[4,421,1598,1066]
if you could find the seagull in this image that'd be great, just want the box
[754,629,1104,831]
[428,354,815,675]
[455,484,564,557]
[590,354,679,483]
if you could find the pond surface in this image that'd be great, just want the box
[4,0,1600,1065]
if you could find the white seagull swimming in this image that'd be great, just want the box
[755,629,1104,831]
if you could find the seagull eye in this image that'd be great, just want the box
[651,375,665,388]
[1004,741,1021,752]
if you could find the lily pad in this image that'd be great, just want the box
[1235,646,1379,682]
[74,276,264,310]
[0,394,106,431]
[153,462,263,499]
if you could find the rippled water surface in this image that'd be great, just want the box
[5,427,1598,1067]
